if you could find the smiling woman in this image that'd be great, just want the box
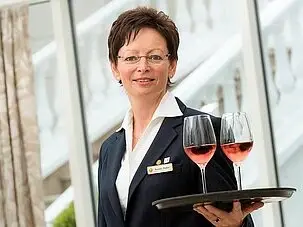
[97,6,262,227]
[111,27,176,101]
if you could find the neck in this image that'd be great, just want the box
[130,91,166,135]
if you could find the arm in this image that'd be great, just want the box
[97,145,107,227]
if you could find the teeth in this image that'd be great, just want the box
[137,79,152,82]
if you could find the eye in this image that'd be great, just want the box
[148,55,163,61]
[124,56,139,61]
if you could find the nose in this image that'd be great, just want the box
[136,57,150,72]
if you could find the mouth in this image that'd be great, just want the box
[133,78,155,83]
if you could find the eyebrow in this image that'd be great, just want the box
[122,48,166,54]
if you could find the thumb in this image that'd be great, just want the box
[243,202,264,217]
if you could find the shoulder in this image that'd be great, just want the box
[175,96,220,122]
[183,107,221,129]
[101,132,118,149]
[183,107,219,119]
[99,132,119,159]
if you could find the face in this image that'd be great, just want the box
[111,27,177,100]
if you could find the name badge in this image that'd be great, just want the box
[147,163,173,175]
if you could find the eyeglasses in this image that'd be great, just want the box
[117,53,170,64]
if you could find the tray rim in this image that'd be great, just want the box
[152,187,296,210]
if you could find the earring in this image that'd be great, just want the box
[116,75,121,84]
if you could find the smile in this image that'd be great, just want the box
[133,78,155,82]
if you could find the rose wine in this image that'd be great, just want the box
[184,144,216,165]
[221,141,253,162]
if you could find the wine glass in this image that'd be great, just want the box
[220,112,253,190]
[183,115,217,193]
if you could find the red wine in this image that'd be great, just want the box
[221,142,253,162]
[184,144,216,165]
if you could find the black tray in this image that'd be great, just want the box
[152,188,296,212]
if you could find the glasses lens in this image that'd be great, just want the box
[124,55,139,63]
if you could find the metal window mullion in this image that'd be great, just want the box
[240,0,283,226]
[50,0,96,226]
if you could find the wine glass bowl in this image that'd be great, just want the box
[220,141,253,163]
[220,112,253,190]
[183,115,217,193]
[184,144,216,166]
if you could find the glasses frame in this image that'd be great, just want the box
[117,53,170,64]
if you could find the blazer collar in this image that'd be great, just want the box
[127,97,186,203]
[107,97,187,221]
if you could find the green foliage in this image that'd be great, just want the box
[53,203,76,227]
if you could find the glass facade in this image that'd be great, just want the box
[29,1,75,225]
[257,0,303,226]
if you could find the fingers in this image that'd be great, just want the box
[194,205,220,223]
[242,202,264,217]
[232,201,242,213]
[203,205,228,218]
[194,201,264,226]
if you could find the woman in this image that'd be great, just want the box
[98,7,263,227]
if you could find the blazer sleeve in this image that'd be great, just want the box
[98,144,107,227]
[243,215,254,227]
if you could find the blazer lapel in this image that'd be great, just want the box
[128,115,183,203]
[107,131,126,224]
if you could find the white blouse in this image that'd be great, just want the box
[115,91,183,217]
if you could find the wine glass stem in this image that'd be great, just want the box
[234,163,242,190]
[199,165,207,193]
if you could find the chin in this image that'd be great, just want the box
[134,89,165,98]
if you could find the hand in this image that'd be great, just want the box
[193,201,264,227]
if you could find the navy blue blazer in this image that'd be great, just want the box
[98,98,254,227]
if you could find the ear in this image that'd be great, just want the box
[168,60,177,79]
[111,61,121,81]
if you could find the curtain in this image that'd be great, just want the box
[0,5,45,227]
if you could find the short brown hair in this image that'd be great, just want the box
[108,7,179,65]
